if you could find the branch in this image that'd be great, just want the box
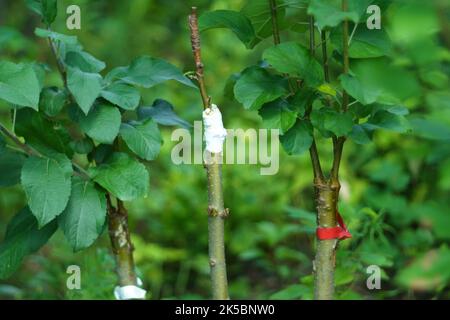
[321,31,330,83]
[269,0,281,45]
[189,8,211,109]
[0,122,90,179]
[307,17,324,182]
[331,0,350,182]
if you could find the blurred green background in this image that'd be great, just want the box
[0,0,449,299]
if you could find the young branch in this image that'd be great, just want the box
[189,8,211,110]
[321,31,330,83]
[269,0,281,45]
[307,17,325,182]
[0,122,90,179]
[189,7,229,300]
[330,0,350,182]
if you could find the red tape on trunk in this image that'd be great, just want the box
[316,211,351,240]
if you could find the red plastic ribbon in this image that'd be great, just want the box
[316,211,352,240]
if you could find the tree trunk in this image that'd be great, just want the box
[107,199,138,287]
[313,180,340,300]
[205,152,229,300]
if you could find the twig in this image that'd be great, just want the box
[188,8,211,110]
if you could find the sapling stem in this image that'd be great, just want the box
[313,0,350,300]
[189,7,229,300]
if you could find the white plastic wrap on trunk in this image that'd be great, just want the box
[114,277,146,300]
[202,104,227,153]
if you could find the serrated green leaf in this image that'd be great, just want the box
[21,153,73,227]
[58,177,106,252]
[366,110,410,133]
[311,108,353,137]
[106,56,195,89]
[259,98,298,134]
[263,42,324,87]
[69,139,94,154]
[332,27,392,59]
[137,99,191,129]
[280,120,313,155]
[307,0,360,29]
[65,51,106,73]
[78,103,121,144]
[0,61,41,109]
[67,67,102,114]
[15,109,73,156]
[234,66,288,110]
[349,124,371,144]
[100,83,140,111]
[34,28,78,44]
[0,151,26,187]
[41,0,57,25]
[39,87,67,117]
[199,10,256,49]
[120,120,162,161]
[0,207,57,279]
[340,74,377,105]
[91,153,149,201]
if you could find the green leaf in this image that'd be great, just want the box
[259,98,298,134]
[349,124,371,145]
[409,118,450,141]
[41,0,57,25]
[307,0,360,29]
[0,151,26,187]
[137,99,191,129]
[70,139,94,154]
[240,0,284,48]
[58,177,106,252]
[340,74,377,105]
[15,109,73,156]
[39,87,67,117]
[90,153,149,201]
[341,58,420,106]
[100,83,140,111]
[263,42,324,87]
[67,67,102,115]
[234,66,288,110]
[77,103,121,144]
[34,28,78,44]
[280,120,313,155]
[107,56,195,89]
[65,51,106,73]
[366,110,410,133]
[311,108,353,137]
[21,153,73,227]
[332,27,392,59]
[120,120,162,161]
[0,61,41,109]
[0,207,57,280]
[199,10,256,49]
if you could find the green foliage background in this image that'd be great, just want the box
[0,0,449,299]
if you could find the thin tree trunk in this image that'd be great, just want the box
[107,196,138,287]
[206,153,229,299]
[189,8,230,300]
[313,181,340,300]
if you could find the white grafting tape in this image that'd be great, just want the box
[202,104,227,153]
[114,277,146,300]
